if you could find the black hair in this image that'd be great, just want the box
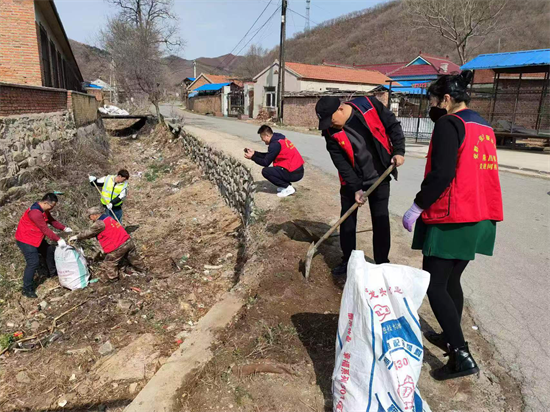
[257,125,273,135]
[41,193,58,203]
[427,70,474,105]
[117,169,130,179]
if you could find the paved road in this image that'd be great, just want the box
[161,104,550,412]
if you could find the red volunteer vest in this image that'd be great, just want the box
[330,96,392,185]
[422,110,504,224]
[273,138,304,172]
[15,203,52,247]
[97,214,130,253]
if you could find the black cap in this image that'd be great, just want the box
[315,96,340,130]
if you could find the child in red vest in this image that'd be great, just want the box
[402,70,503,381]
[244,125,304,198]
[69,206,145,281]
[15,193,72,298]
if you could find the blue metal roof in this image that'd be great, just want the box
[194,82,230,92]
[461,49,550,70]
[390,87,426,95]
[188,77,196,81]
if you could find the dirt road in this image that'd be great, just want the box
[176,124,523,412]
[163,106,550,412]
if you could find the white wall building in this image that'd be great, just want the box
[252,61,393,118]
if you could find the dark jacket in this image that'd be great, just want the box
[251,133,285,167]
[323,96,405,192]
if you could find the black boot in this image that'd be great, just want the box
[432,342,479,381]
[22,287,38,299]
[424,331,448,351]
[331,261,348,276]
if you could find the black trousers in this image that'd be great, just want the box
[262,166,304,188]
[340,181,390,264]
[423,255,469,348]
[17,240,57,290]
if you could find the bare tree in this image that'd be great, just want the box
[102,0,183,120]
[404,0,507,64]
[233,45,271,79]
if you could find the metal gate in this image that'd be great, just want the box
[228,90,244,117]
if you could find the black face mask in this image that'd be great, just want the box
[429,107,447,122]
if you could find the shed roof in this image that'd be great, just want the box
[194,82,230,92]
[461,49,550,70]
[285,62,392,85]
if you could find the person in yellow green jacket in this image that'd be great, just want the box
[88,169,129,223]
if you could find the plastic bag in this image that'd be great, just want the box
[333,251,431,412]
[55,246,90,290]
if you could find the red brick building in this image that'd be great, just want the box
[0,0,83,90]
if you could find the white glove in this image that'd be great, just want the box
[57,239,67,248]
[69,235,78,243]
[64,227,73,233]
[89,175,96,182]
[106,203,113,210]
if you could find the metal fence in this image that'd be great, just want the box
[397,116,433,142]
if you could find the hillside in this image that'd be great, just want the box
[70,39,244,85]
[280,0,550,66]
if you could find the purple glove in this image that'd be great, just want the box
[403,203,423,232]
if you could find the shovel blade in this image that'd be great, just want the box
[304,241,316,280]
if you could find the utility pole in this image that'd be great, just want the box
[193,60,197,78]
[306,0,311,31]
[277,0,288,123]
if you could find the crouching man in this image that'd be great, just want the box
[69,206,145,281]
[244,125,305,198]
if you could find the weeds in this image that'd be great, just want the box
[234,386,253,406]
[144,161,171,182]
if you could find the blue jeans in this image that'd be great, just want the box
[17,240,56,289]
[105,206,123,223]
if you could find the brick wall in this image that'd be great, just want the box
[86,88,104,104]
[0,0,42,86]
[189,95,222,115]
[68,91,99,126]
[0,82,67,116]
[283,91,389,129]
[190,77,210,91]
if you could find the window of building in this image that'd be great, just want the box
[265,86,276,108]
[39,26,52,87]
[50,41,59,88]
[57,51,65,89]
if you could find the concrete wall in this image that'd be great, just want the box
[0,111,106,199]
[299,80,376,93]
[180,131,255,225]
[0,82,67,116]
[68,91,99,126]
[0,0,42,86]
[253,64,300,118]
[189,95,222,115]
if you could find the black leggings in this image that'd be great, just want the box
[423,255,469,348]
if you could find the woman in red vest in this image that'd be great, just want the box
[15,193,72,298]
[402,70,503,381]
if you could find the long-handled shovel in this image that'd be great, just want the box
[304,165,395,280]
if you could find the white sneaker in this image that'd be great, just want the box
[276,187,285,192]
[277,185,296,198]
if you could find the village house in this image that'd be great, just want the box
[0,0,83,90]
[0,0,99,119]
[252,60,394,127]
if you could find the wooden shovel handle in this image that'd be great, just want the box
[314,165,395,247]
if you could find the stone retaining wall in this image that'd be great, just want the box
[180,131,255,225]
[0,111,106,201]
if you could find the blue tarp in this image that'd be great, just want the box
[194,82,230,92]
[461,49,550,70]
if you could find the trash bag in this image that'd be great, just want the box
[54,246,90,291]
[333,251,431,412]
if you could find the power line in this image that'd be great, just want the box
[224,4,282,69]
[216,0,275,70]
[288,7,319,27]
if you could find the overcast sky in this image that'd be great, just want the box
[55,0,387,59]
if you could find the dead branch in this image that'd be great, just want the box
[51,300,90,333]
[235,361,296,377]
